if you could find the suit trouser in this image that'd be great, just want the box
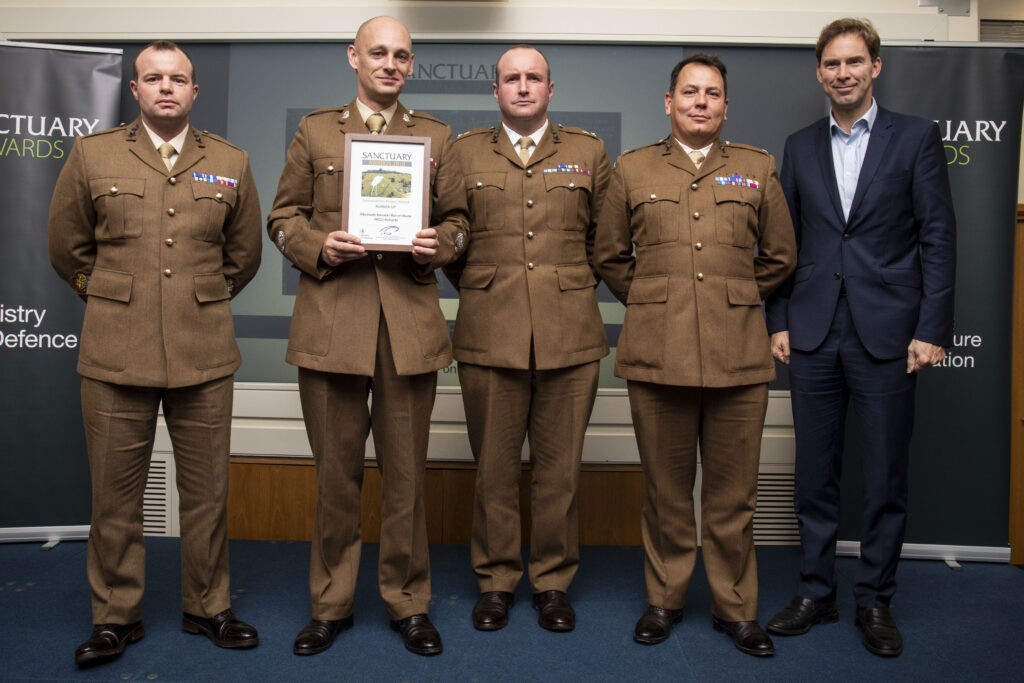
[81,375,233,624]
[459,360,599,594]
[627,380,767,622]
[789,296,916,608]
[298,317,436,621]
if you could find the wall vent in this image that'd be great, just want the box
[754,471,799,546]
[143,452,179,537]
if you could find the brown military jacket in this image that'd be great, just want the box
[48,119,263,388]
[267,100,467,377]
[435,124,611,370]
[594,137,796,387]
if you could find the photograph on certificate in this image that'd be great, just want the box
[343,134,431,251]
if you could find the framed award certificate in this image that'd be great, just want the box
[342,133,431,251]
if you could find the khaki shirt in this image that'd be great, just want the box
[594,137,796,387]
[267,100,468,376]
[47,120,263,388]
[435,124,611,370]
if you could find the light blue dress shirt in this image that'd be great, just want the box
[830,98,878,221]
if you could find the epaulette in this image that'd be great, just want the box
[455,126,495,140]
[555,123,599,139]
[82,123,126,140]
[621,140,665,157]
[198,129,242,151]
[305,105,348,119]
[406,109,445,125]
[720,140,770,156]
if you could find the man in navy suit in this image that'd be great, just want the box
[764,18,956,657]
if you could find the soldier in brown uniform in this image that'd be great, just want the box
[594,54,795,656]
[433,45,610,632]
[48,41,262,667]
[267,16,466,657]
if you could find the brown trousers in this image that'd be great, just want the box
[81,375,234,624]
[459,360,599,594]
[627,381,768,622]
[298,318,436,621]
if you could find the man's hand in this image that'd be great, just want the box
[771,331,791,365]
[907,339,945,374]
[320,231,367,266]
[411,227,438,265]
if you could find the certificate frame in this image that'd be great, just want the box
[341,133,431,251]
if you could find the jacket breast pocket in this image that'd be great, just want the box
[466,173,506,231]
[313,157,344,214]
[629,186,680,245]
[90,178,145,239]
[544,172,593,230]
[713,184,761,248]
[191,181,237,242]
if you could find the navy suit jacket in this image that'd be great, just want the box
[765,106,956,360]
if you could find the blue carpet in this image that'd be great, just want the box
[1,539,1022,681]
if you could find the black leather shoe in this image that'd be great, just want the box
[472,591,515,631]
[766,596,839,635]
[182,609,259,649]
[712,616,775,657]
[390,614,442,656]
[293,616,354,655]
[74,621,145,667]
[855,606,903,657]
[532,590,575,632]
[633,605,684,645]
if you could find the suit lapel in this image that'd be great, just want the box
[815,119,846,226]
[388,103,413,137]
[663,138,694,177]
[493,126,522,167]
[170,127,206,175]
[126,118,171,175]
[528,127,557,167]
[693,142,724,182]
[847,107,893,222]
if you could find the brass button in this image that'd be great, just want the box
[476,181,483,188]
[696,272,704,281]
[650,193,656,200]
[163,269,172,277]
[169,176,176,185]
[165,238,174,246]
[526,199,534,208]
[527,262,534,270]
[526,169,533,177]
[691,183,698,190]
[327,164,335,173]
[215,192,223,200]
[693,212,700,219]
[376,253,384,261]
[527,231,534,239]
[110,186,118,194]
[568,182,575,188]
[167,208,175,216]
[695,242,702,250]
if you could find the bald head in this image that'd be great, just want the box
[496,44,551,83]
[348,16,414,110]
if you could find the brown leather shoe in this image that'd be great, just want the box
[767,596,839,635]
[472,591,515,631]
[532,590,575,632]
[293,616,354,655]
[390,614,442,656]
[182,609,259,649]
[634,605,684,644]
[855,606,903,657]
[712,616,775,657]
[74,621,145,667]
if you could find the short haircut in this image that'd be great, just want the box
[815,17,881,63]
[133,40,196,84]
[495,44,552,82]
[669,53,727,96]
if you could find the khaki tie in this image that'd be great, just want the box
[688,149,705,169]
[366,113,386,135]
[158,142,175,171]
[519,136,534,166]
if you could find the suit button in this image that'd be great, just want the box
[568,182,575,188]
[169,176,176,185]
[650,193,656,200]
[476,181,483,188]
[843,232,850,240]
[167,208,175,216]
[163,269,172,277]
[696,272,704,281]
[526,169,533,177]
[526,199,534,208]
[527,262,534,270]
[165,238,174,246]
[376,253,384,261]
[695,241,702,250]
[693,212,700,219]
[833,272,841,280]
[110,186,118,194]
[327,164,335,173]
[691,183,698,190]
[527,231,534,239]
[215,192,223,200]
